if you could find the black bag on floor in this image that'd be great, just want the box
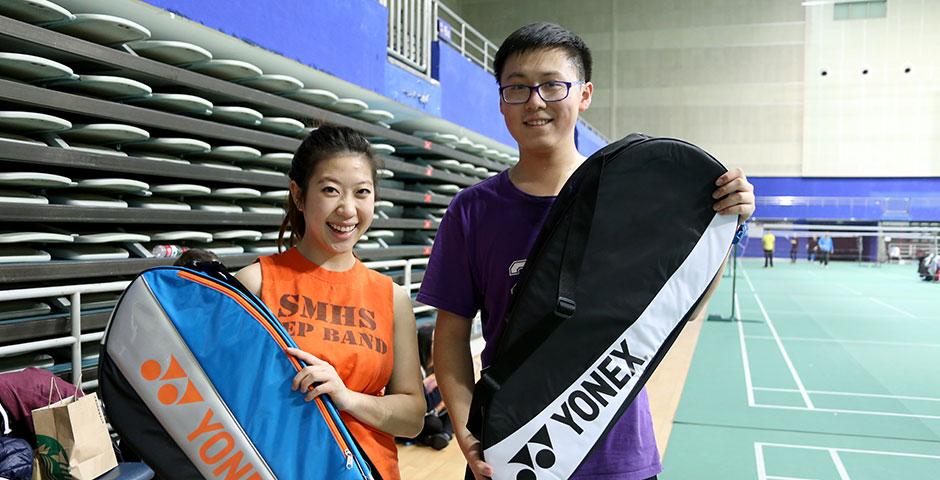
[468,134,738,479]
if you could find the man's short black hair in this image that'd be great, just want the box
[493,22,592,85]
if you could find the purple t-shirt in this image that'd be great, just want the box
[417,170,662,479]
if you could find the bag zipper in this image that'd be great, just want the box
[176,270,366,475]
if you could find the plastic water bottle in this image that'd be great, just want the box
[151,245,186,257]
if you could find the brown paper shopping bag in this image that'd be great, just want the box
[31,380,117,480]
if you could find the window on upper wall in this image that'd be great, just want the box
[834,0,887,20]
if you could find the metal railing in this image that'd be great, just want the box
[0,281,129,390]
[0,259,434,389]
[387,0,434,75]
[577,119,611,144]
[432,1,498,74]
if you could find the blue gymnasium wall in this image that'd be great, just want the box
[144,0,517,144]
[384,60,442,116]
[751,177,940,222]
[144,0,388,92]
[575,123,608,157]
[432,41,514,145]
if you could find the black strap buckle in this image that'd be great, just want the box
[554,296,577,319]
[478,367,501,393]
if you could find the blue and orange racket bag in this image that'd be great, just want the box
[98,263,377,480]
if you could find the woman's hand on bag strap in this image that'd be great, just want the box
[287,348,356,411]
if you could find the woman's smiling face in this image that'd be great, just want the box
[293,153,375,256]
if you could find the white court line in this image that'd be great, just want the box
[756,441,940,480]
[757,442,940,460]
[830,449,852,480]
[754,386,940,403]
[743,268,815,409]
[755,442,767,480]
[838,284,864,296]
[742,266,757,292]
[753,403,940,421]
[739,309,907,318]
[736,292,756,407]
[869,297,918,319]
[746,335,940,348]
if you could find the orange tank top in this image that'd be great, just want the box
[259,248,399,480]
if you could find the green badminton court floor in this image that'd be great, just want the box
[663,259,940,479]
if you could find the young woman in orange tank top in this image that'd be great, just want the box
[236,126,424,480]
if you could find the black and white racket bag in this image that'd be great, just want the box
[469,134,738,479]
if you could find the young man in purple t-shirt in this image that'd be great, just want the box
[417,22,756,479]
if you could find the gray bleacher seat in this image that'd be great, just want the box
[0,246,50,263]
[210,105,264,126]
[47,74,153,99]
[0,52,76,83]
[353,109,395,124]
[188,199,243,213]
[0,189,48,204]
[284,88,339,108]
[186,145,262,163]
[0,171,72,188]
[126,196,190,210]
[0,0,74,25]
[0,232,72,244]
[204,243,245,255]
[149,183,211,197]
[47,245,129,260]
[59,123,150,145]
[210,187,261,200]
[48,193,128,208]
[73,178,149,194]
[126,40,212,66]
[238,73,304,94]
[64,142,128,156]
[187,58,263,81]
[0,110,71,133]
[258,116,305,136]
[125,93,213,116]
[122,137,211,155]
[213,230,263,242]
[328,97,368,115]
[48,13,151,46]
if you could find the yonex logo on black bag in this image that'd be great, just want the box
[549,339,647,435]
[508,425,555,480]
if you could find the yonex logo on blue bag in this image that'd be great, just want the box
[140,356,263,479]
[140,355,204,406]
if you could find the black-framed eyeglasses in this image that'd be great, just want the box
[499,80,585,104]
